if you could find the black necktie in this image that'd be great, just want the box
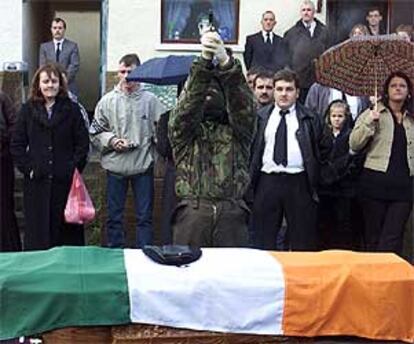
[306,23,312,37]
[56,42,61,62]
[274,109,289,167]
[266,32,271,44]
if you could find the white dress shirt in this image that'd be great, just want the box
[302,20,316,37]
[261,104,305,174]
[261,30,273,44]
[53,38,65,52]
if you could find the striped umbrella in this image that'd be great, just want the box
[315,34,414,97]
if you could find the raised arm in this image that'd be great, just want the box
[349,107,378,152]
[168,57,214,159]
[217,58,256,152]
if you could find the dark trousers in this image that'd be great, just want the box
[172,199,249,247]
[106,170,154,248]
[361,198,412,256]
[159,162,177,245]
[319,195,353,250]
[252,172,318,250]
[23,178,84,250]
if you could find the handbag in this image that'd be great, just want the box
[64,168,96,224]
[143,245,202,267]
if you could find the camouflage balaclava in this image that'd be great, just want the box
[202,76,229,124]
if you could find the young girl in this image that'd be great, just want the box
[319,100,362,250]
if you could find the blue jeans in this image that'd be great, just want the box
[106,169,154,248]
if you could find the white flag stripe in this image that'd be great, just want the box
[124,248,285,335]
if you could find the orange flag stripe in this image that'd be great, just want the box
[270,250,414,343]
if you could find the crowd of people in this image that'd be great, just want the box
[1,0,413,261]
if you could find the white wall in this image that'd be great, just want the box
[107,0,164,70]
[107,0,327,70]
[0,0,22,68]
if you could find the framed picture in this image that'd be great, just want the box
[161,0,240,44]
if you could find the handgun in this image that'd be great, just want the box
[208,10,216,32]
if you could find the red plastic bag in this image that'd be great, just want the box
[64,169,96,224]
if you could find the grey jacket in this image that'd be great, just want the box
[39,39,80,93]
[90,85,166,176]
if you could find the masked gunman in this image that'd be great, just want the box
[169,31,256,247]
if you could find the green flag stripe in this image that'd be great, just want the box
[0,246,130,340]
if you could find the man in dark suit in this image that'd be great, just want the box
[283,0,329,103]
[250,68,331,250]
[39,17,80,95]
[243,11,287,73]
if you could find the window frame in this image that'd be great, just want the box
[160,0,240,45]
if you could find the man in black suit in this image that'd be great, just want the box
[243,11,287,73]
[250,69,331,250]
[39,18,80,95]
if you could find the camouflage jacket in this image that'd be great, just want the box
[169,57,256,200]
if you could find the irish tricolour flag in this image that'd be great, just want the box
[0,247,413,342]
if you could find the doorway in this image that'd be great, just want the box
[22,0,104,112]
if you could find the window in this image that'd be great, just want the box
[327,0,388,45]
[161,0,239,44]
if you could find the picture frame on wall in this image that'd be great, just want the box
[161,0,240,44]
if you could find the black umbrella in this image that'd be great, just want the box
[127,55,197,85]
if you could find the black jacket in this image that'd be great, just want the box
[249,102,332,201]
[156,111,173,161]
[319,119,365,198]
[10,97,89,250]
[11,97,88,180]
[243,32,288,72]
[283,19,329,88]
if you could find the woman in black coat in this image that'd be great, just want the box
[10,63,89,250]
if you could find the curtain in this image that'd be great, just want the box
[163,0,191,40]
[212,0,235,41]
